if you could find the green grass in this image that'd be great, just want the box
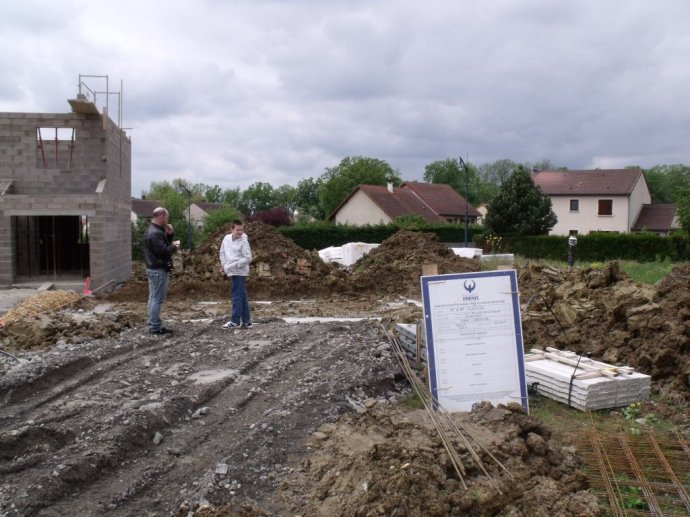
[512,256,687,285]
[617,259,682,284]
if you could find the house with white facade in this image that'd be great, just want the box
[532,169,678,236]
[189,202,227,228]
[329,182,480,225]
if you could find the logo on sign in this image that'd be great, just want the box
[462,279,479,301]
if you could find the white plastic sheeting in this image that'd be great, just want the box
[318,242,379,266]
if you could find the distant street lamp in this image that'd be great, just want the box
[178,184,193,250]
[458,156,469,247]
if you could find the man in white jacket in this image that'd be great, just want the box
[219,220,253,328]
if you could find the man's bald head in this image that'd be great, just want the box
[152,207,169,225]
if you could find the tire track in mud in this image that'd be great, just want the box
[0,318,401,516]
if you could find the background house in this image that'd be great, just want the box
[189,202,227,229]
[329,182,480,225]
[0,93,131,289]
[131,198,162,224]
[531,169,678,236]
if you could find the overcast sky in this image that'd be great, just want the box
[1,0,689,197]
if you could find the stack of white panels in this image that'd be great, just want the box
[524,348,650,411]
[341,242,379,266]
[479,253,515,264]
[317,246,343,264]
[451,247,483,258]
[395,322,427,364]
[318,243,379,266]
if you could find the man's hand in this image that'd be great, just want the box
[166,224,174,235]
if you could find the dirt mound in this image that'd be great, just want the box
[108,222,352,302]
[108,226,482,302]
[0,292,134,351]
[519,261,690,393]
[276,402,599,516]
[352,230,481,295]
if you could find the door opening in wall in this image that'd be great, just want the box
[13,215,90,280]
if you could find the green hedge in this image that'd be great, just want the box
[501,232,689,262]
[278,222,483,251]
[278,223,689,262]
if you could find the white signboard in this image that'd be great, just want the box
[421,270,528,412]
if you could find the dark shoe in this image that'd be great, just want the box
[150,327,173,335]
[241,322,253,328]
[222,320,240,329]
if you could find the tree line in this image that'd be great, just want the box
[135,158,690,251]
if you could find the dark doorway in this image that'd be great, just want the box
[14,215,90,279]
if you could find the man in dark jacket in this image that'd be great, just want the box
[143,207,178,334]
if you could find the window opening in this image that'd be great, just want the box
[36,127,76,169]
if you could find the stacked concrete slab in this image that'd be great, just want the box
[395,322,427,364]
[524,348,650,410]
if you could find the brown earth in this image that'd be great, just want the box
[1,225,688,516]
[519,261,690,395]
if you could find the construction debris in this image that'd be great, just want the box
[0,290,82,328]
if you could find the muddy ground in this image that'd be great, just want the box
[1,224,688,516]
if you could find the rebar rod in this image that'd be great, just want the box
[383,324,512,494]
[645,431,690,513]
[618,434,663,517]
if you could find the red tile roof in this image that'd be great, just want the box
[358,185,446,223]
[632,204,678,232]
[532,169,645,196]
[402,182,481,217]
[131,198,162,218]
[330,182,480,222]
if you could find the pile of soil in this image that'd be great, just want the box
[519,261,690,393]
[352,230,481,296]
[202,403,600,516]
[108,226,481,303]
[109,222,352,302]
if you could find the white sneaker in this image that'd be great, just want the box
[222,320,240,329]
[241,322,253,328]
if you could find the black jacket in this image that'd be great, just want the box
[143,222,175,271]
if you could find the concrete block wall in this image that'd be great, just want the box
[0,108,132,287]
[0,216,12,288]
[88,199,132,289]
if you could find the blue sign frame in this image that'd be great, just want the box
[421,269,528,412]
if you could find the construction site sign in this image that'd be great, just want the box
[421,269,528,413]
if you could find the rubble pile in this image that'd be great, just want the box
[351,230,481,295]
[110,226,483,302]
[185,221,351,298]
[0,294,133,351]
[519,261,690,393]
[279,403,600,516]
[111,222,352,301]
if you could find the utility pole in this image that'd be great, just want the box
[458,156,469,247]
[178,184,193,250]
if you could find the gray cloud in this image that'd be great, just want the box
[1,0,689,196]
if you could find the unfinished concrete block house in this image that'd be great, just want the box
[0,77,131,289]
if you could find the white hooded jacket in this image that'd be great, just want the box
[219,232,252,277]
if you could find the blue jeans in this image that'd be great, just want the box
[147,269,169,331]
[230,275,251,325]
